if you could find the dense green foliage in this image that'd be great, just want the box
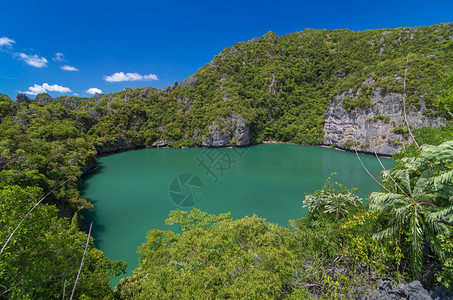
[303,173,362,221]
[115,210,298,299]
[434,71,453,117]
[0,185,126,299]
[1,23,453,298]
[371,141,453,276]
[3,24,451,157]
[113,62,453,298]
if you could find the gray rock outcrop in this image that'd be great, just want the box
[16,93,31,104]
[57,96,79,109]
[152,140,169,148]
[180,75,198,88]
[201,113,250,147]
[368,280,451,300]
[430,287,453,300]
[324,88,446,156]
[98,135,137,154]
[34,93,53,104]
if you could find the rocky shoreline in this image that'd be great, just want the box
[368,280,453,300]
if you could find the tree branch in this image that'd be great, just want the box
[70,222,92,300]
[62,279,66,300]
[373,148,411,199]
[444,105,453,119]
[402,55,420,150]
[355,150,392,194]
[0,178,71,256]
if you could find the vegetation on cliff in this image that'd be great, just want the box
[0,23,453,298]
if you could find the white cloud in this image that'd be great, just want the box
[17,53,48,68]
[86,88,103,95]
[53,52,64,62]
[0,36,15,48]
[25,84,46,95]
[61,65,79,71]
[104,72,158,82]
[42,83,71,93]
[24,83,72,95]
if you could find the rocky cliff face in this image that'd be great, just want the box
[324,88,446,156]
[367,280,453,300]
[201,113,251,147]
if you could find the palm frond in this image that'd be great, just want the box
[429,169,453,189]
[427,204,453,223]
[409,214,424,276]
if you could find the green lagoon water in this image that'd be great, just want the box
[81,144,394,285]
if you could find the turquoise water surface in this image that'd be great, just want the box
[81,144,394,285]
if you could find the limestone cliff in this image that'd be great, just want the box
[201,113,250,147]
[324,88,446,156]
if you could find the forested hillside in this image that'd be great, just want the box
[1,23,453,299]
[94,23,453,148]
[5,24,452,153]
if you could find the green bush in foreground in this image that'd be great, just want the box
[371,141,453,277]
[0,185,126,299]
[114,209,297,299]
[116,179,407,299]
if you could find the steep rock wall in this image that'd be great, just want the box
[324,88,446,156]
[201,113,251,147]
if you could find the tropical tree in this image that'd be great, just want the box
[114,209,297,299]
[0,185,126,299]
[303,173,363,221]
[370,140,453,276]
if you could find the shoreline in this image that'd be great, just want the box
[84,141,393,175]
[261,140,394,158]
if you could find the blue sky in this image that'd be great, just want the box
[0,0,452,99]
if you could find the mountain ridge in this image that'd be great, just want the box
[5,23,453,156]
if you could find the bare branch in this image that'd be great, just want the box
[0,178,71,256]
[444,105,453,119]
[296,283,323,288]
[70,222,92,300]
[355,150,392,194]
[241,264,256,276]
[333,256,342,264]
[402,55,420,150]
[0,280,23,297]
[62,279,66,300]
[373,149,411,199]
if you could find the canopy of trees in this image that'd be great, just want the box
[0,23,452,298]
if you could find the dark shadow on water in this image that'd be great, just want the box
[81,196,106,247]
[79,165,107,247]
